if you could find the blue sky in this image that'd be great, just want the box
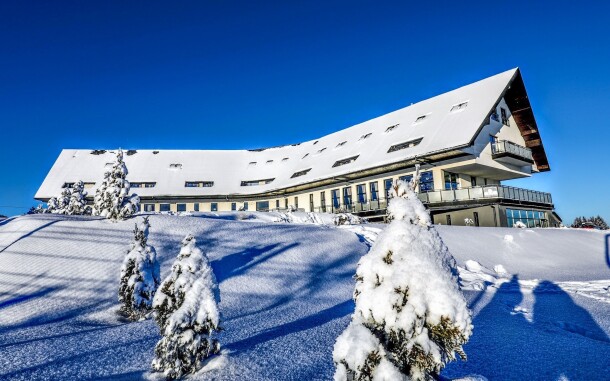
[1,1,609,223]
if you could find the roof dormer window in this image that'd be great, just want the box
[450,101,468,112]
[414,114,429,124]
[291,168,312,178]
[385,124,399,133]
[332,155,359,168]
[387,138,423,153]
[336,141,347,148]
[358,133,372,141]
[169,163,182,169]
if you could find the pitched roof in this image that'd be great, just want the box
[36,68,545,199]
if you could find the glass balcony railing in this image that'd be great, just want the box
[491,140,533,162]
[305,185,553,214]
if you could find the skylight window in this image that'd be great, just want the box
[290,168,312,178]
[359,133,372,141]
[169,163,182,169]
[387,138,423,153]
[302,153,309,159]
[336,141,347,148]
[313,140,319,145]
[450,101,469,112]
[282,157,289,161]
[240,178,275,186]
[317,148,327,154]
[266,160,274,164]
[414,114,429,123]
[332,155,359,168]
[385,124,399,133]
[185,181,214,188]
[248,161,257,166]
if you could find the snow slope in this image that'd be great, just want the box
[0,213,608,380]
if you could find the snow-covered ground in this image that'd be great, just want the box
[0,213,608,380]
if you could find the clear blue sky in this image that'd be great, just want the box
[1,0,609,223]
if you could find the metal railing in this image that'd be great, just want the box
[491,140,533,161]
[306,185,552,214]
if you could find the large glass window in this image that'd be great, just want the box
[144,204,155,212]
[369,182,379,201]
[256,201,269,212]
[384,178,393,198]
[211,203,218,212]
[177,204,187,212]
[331,189,340,209]
[309,194,314,212]
[276,200,280,209]
[320,191,327,212]
[294,197,299,209]
[160,203,170,212]
[356,184,367,203]
[194,203,199,212]
[231,202,236,211]
[506,208,547,228]
[444,172,459,190]
[243,202,249,211]
[420,171,434,192]
[343,187,353,207]
[399,175,413,184]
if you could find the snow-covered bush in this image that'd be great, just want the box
[118,217,160,321]
[464,218,474,226]
[334,213,366,226]
[152,234,221,379]
[66,181,90,215]
[333,166,472,381]
[93,149,140,220]
[513,221,527,228]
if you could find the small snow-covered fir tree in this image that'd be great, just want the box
[46,187,72,214]
[118,217,160,320]
[66,180,90,215]
[152,234,221,379]
[333,165,472,381]
[92,149,140,220]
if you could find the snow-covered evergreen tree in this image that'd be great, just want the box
[66,181,90,215]
[118,217,160,320]
[333,165,472,381]
[92,149,140,220]
[152,234,221,379]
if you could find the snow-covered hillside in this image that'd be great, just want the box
[0,213,608,380]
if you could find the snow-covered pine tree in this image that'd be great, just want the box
[92,149,140,220]
[333,165,472,381]
[66,180,90,215]
[592,215,609,230]
[152,234,221,379]
[46,196,59,213]
[118,216,160,320]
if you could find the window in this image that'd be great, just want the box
[313,140,319,145]
[248,161,257,166]
[317,148,327,154]
[450,101,468,112]
[471,176,477,187]
[500,107,509,126]
[420,171,434,192]
[291,169,311,178]
[385,124,399,133]
[302,153,309,159]
[384,178,393,198]
[399,175,413,184]
[387,138,423,153]
[294,197,299,209]
[169,163,182,169]
[211,203,218,212]
[343,187,352,208]
[144,204,155,212]
[359,133,372,141]
[177,204,187,212]
[356,184,367,204]
[132,182,157,188]
[160,204,170,212]
[331,189,340,209]
[444,172,459,190]
[284,198,288,209]
[266,160,273,164]
[243,202,249,211]
[282,157,289,161]
[185,181,214,188]
[473,212,479,227]
[446,215,452,225]
[62,182,75,188]
[332,155,359,168]
[336,141,347,148]
[309,194,314,212]
[231,202,237,211]
[194,203,199,212]
[370,182,379,201]
[256,201,269,212]
[276,200,280,209]
[320,191,327,212]
[506,208,547,228]
[414,114,428,123]
[241,178,275,186]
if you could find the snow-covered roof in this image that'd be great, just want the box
[36,68,521,199]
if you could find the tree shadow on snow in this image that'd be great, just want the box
[443,275,610,380]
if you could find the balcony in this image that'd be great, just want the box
[309,185,553,214]
[491,140,534,166]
